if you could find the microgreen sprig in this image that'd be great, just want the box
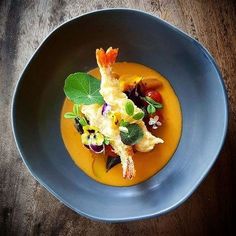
[125,101,134,116]
[124,101,145,120]
[141,96,163,114]
[133,112,144,120]
[104,136,110,145]
[119,119,129,127]
[64,104,81,119]
[64,104,88,126]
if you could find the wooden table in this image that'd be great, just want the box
[0,0,235,235]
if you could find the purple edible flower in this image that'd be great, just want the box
[102,103,111,116]
[89,144,105,153]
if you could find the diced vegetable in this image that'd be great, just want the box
[105,145,118,157]
[144,90,162,103]
[74,118,83,134]
[124,84,143,108]
[119,75,142,91]
[140,77,162,91]
[106,156,121,172]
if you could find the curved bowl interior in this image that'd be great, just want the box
[12,9,228,222]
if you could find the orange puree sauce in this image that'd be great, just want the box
[61,62,182,186]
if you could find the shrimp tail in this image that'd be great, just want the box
[123,157,136,179]
[120,148,135,179]
[96,47,119,68]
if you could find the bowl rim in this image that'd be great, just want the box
[11,8,229,222]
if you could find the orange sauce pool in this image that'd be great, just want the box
[61,62,182,186]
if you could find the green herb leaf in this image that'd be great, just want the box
[145,96,163,109]
[79,117,88,126]
[104,137,110,145]
[119,119,129,127]
[64,72,104,105]
[133,112,144,120]
[73,104,80,116]
[125,101,134,116]
[64,112,77,119]
[120,124,144,145]
[147,104,156,114]
[153,103,163,109]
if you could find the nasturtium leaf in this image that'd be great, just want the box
[120,123,144,145]
[125,101,134,116]
[64,72,104,105]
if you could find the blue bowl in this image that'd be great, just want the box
[12,9,228,222]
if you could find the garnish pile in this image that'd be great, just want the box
[63,48,164,178]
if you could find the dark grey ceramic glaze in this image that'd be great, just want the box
[12,9,228,222]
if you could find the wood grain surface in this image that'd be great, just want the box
[0,0,235,235]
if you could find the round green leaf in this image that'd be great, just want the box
[64,72,104,105]
[120,124,144,145]
[125,101,134,116]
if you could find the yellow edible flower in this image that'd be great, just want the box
[81,125,104,146]
[108,112,121,124]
